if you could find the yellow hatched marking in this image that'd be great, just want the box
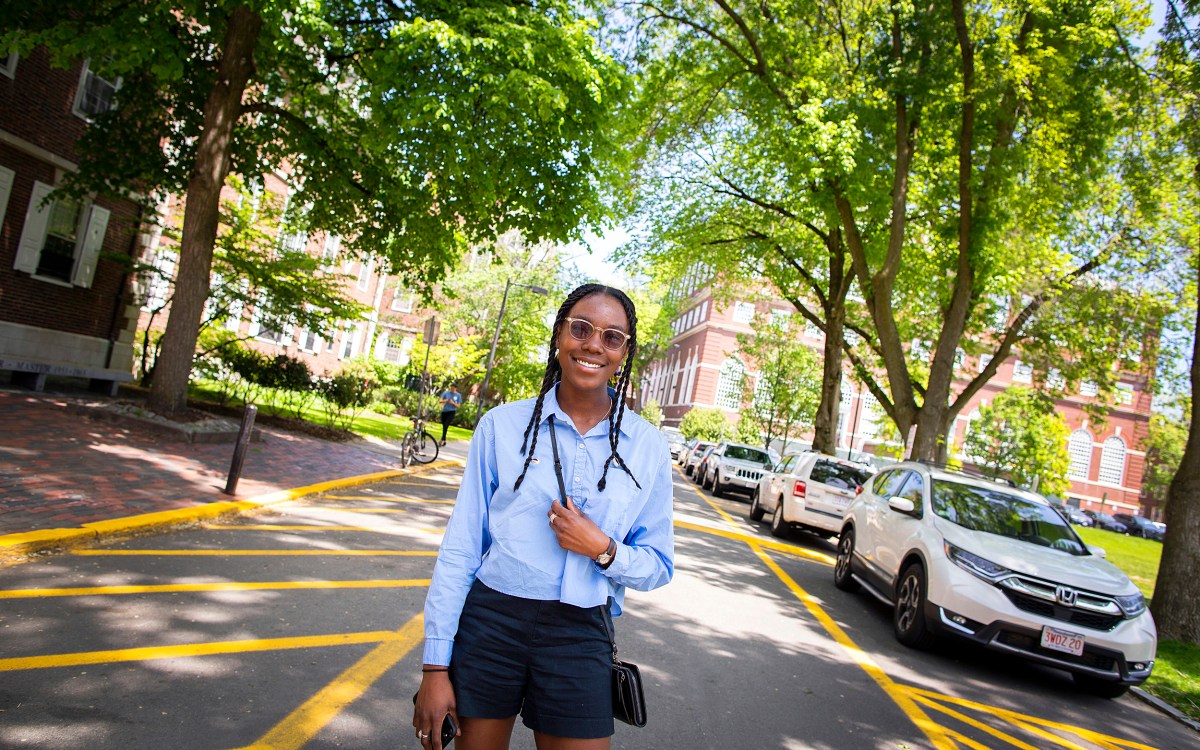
[911,692,1049,750]
[319,495,456,505]
[73,550,438,557]
[0,579,430,599]
[680,479,954,749]
[0,631,395,672]
[237,615,425,750]
[673,519,834,565]
[908,687,1158,750]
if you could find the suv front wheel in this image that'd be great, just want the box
[749,488,765,522]
[894,563,936,649]
[833,530,860,592]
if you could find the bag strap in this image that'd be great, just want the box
[547,414,568,503]
[598,601,619,662]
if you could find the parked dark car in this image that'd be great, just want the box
[1066,509,1093,527]
[1113,514,1165,541]
[1082,510,1128,534]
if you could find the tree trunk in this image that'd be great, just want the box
[811,226,848,455]
[1150,269,1200,645]
[148,6,262,415]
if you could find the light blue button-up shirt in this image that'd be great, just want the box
[422,385,675,665]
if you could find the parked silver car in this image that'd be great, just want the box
[682,441,715,476]
[697,441,774,499]
[750,453,874,538]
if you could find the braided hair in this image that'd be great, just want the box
[512,284,642,493]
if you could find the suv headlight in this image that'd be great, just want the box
[1113,592,1147,617]
[945,542,1013,583]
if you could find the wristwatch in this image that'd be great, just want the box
[595,538,617,569]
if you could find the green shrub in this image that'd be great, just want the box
[318,372,376,429]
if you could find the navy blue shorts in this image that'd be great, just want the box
[449,579,613,739]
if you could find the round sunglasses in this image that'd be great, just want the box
[564,317,631,351]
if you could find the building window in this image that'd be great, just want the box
[340,322,362,359]
[1047,368,1065,390]
[805,320,822,339]
[1067,429,1093,480]
[73,59,121,119]
[142,249,177,311]
[13,181,109,287]
[382,335,412,364]
[1012,360,1033,384]
[715,357,744,410]
[391,286,416,312]
[356,259,372,291]
[297,326,323,353]
[1098,436,1126,485]
[1080,380,1099,397]
[1116,383,1134,405]
[250,296,286,345]
[978,354,993,372]
[0,50,16,78]
[732,301,755,324]
[279,228,307,254]
[322,234,341,266]
[770,309,791,329]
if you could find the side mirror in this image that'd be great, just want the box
[888,496,916,514]
[1087,545,1107,559]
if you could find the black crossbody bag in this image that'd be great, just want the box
[547,415,648,727]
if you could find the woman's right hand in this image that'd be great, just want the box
[413,671,458,750]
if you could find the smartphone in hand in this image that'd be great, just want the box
[439,713,458,747]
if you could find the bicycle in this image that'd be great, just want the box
[399,414,439,467]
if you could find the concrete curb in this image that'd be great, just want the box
[0,458,464,566]
[1131,686,1200,733]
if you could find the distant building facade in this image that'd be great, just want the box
[639,272,1155,518]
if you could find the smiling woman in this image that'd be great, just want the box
[413,283,675,750]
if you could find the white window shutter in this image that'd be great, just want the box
[0,166,15,235]
[72,203,110,287]
[374,332,389,358]
[14,180,54,273]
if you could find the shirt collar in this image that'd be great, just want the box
[542,383,632,439]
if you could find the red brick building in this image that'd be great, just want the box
[640,278,1155,518]
[0,48,142,394]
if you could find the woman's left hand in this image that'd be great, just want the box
[548,498,610,560]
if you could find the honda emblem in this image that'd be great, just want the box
[1056,586,1078,606]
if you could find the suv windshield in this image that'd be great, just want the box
[931,480,1088,555]
[809,460,873,490]
[725,445,771,464]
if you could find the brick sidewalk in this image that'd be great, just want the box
[0,389,407,535]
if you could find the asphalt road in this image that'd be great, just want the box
[0,460,1194,749]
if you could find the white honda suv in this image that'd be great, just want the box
[834,462,1156,698]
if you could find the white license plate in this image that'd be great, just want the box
[1040,626,1085,656]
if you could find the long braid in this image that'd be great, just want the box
[512,284,596,491]
[512,347,561,491]
[598,293,641,491]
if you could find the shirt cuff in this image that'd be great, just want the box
[423,637,454,666]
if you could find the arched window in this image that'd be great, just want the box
[1067,429,1093,480]
[715,357,744,410]
[1098,436,1127,485]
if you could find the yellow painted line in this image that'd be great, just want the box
[0,459,460,565]
[0,631,396,672]
[679,479,954,748]
[206,525,385,531]
[73,550,438,557]
[912,691,1046,749]
[238,614,425,750]
[299,508,410,514]
[908,687,1157,750]
[673,519,835,565]
[0,579,431,599]
[751,546,956,748]
[319,495,456,504]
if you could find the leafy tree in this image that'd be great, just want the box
[1149,0,1200,645]
[435,231,561,406]
[963,388,1071,498]
[640,398,663,427]
[2,1,626,415]
[619,0,1160,464]
[736,318,822,451]
[679,407,732,442]
[137,176,368,384]
[733,412,760,445]
[1141,409,1189,510]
